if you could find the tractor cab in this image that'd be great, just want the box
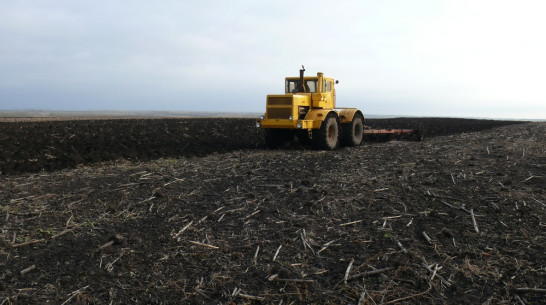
[285,79,319,93]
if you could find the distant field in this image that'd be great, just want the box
[1,110,542,122]
[0,110,261,121]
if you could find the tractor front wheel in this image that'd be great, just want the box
[312,113,340,150]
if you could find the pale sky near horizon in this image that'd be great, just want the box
[1,0,545,119]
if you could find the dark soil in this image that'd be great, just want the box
[0,117,523,175]
[0,118,263,175]
[0,118,544,304]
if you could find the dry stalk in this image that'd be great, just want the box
[173,221,193,239]
[238,293,265,301]
[52,227,76,239]
[514,287,546,294]
[318,240,336,254]
[348,267,393,281]
[421,262,451,287]
[272,245,282,261]
[382,283,432,304]
[253,245,260,264]
[340,220,363,226]
[430,264,441,281]
[99,240,115,250]
[12,239,45,248]
[396,240,407,253]
[357,279,375,305]
[189,240,218,250]
[357,286,367,305]
[60,285,90,305]
[163,177,185,187]
[514,295,525,305]
[441,200,461,210]
[300,229,315,255]
[275,278,315,283]
[343,258,354,284]
[245,210,261,219]
[20,265,36,276]
[523,174,542,182]
[470,208,479,233]
[421,231,433,245]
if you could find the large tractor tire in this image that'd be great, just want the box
[341,112,364,146]
[264,129,295,149]
[312,113,340,150]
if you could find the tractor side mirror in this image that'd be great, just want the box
[335,80,339,84]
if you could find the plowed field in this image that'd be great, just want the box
[1,118,544,304]
[0,117,524,175]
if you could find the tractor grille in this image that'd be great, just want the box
[267,97,292,106]
[266,96,293,119]
[266,108,292,119]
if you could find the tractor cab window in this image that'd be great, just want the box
[286,79,319,93]
[323,80,332,92]
[305,80,318,93]
[286,80,298,93]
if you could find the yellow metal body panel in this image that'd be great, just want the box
[260,109,348,130]
[265,94,309,120]
[259,119,301,129]
[304,109,333,125]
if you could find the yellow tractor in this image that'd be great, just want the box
[256,66,364,149]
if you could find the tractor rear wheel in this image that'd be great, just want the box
[341,113,364,146]
[312,113,339,150]
[264,129,295,149]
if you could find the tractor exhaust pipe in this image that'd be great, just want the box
[297,65,305,92]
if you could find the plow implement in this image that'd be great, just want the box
[363,125,423,142]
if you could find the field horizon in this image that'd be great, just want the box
[0,109,542,121]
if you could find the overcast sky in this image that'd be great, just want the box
[1,0,545,119]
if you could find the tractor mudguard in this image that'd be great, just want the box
[338,109,363,124]
[304,109,336,123]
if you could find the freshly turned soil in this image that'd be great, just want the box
[0,117,523,175]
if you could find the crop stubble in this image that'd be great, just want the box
[0,118,544,304]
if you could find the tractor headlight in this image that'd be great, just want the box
[289,115,293,120]
[259,115,265,120]
[256,122,261,128]
[297,122,302,129]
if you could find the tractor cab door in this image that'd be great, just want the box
[321,78,335,108]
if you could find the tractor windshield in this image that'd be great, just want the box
[285,79,319,93]
[286,80,298,93]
